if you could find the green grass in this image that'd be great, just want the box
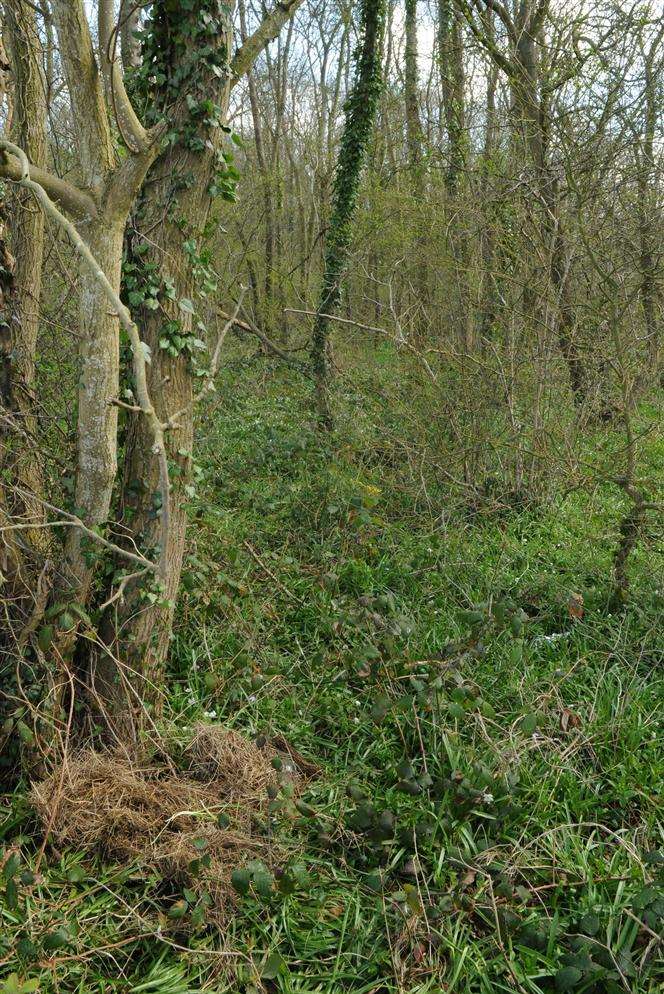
[2,347,662,993]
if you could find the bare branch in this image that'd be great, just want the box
[0,138,170,580]
[476,0,515,36]
[4,491,156,571]
[0,151,98,220]
[230,0,306,86]
[50,0,115,179]
[228,305,310,372]
[456,1,516,76]
[98,0,149,153]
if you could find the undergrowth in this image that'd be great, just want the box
[1,349,662,992]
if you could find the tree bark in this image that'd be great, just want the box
[637,27,663,379]
[404,0,423,174]
[438,0,466,194]
[1,2,49,560]
[101,0,307,718]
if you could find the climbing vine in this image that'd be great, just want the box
[311,0,386,426]
[121,0,240,371]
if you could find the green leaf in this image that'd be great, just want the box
[42,927,70,951]
[57,611,75,631]
[17,720,35,745]
[5,877,18,910]
[459,609,485,627]
[167,898,189,919]
[366,870,382,892]
[579,913,600,936]
[555,966,583,991]
[510,614,524,636]
[520,712,538,734]
[3,852,20,881]
[253,869,274,898]
[260,951,285,980]
[179,297,195,314]
[230,867,251,896]
[37,625,54,651]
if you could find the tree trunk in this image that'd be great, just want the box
[438,0,466,194]
[63,219,126,604]
[477,10,500,342]
[438,0,471,348]
[1,2,49,567]
[404,0,422,174]
[312,0,386,426]
[637,29,662,379]
[97,1,235,719]
[403,0,429,338]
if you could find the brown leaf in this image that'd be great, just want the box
[560,707,582,732]
[568,593,584,619]
[412,943,426,963]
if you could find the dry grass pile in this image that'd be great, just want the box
[31,724,301,919]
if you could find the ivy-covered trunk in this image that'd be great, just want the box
[1,3,49,560]
[0,3,50,639]
[97,1,236,717]
[438,0,466,196]
[311,0,386,426]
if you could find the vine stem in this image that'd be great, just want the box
[0,138,171,580]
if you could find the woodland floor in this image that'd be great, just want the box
[1,343,663,993]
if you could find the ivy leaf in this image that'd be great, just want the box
[231,867,251,895]
[555,966,583,991]
[579,913,600,936]
[260,951,286,980]
[520,713,538,734]
[42,927,70,951]
[37,625,54,651]
[179,297,195,314]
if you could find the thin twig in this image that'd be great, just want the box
[0,138,170,580]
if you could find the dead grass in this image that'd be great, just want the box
[31,724,301,920]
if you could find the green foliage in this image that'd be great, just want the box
[2,355,662,991]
